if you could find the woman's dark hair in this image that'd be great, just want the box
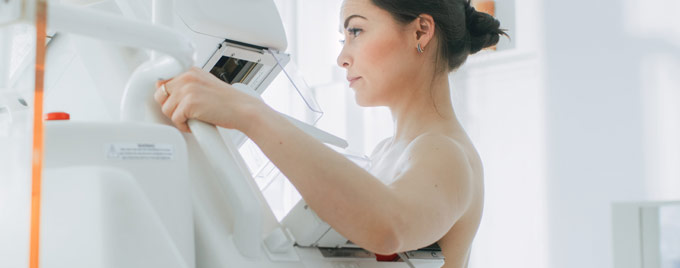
[370,0,509,72]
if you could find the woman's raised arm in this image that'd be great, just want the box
[155,67,474,254]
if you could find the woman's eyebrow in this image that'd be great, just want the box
[344,14,367,28]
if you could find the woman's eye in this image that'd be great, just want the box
[339,28,363,45]
[347,28,363,37]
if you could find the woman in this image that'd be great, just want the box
[154,0,506,267]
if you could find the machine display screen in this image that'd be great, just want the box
[209,56,263,85]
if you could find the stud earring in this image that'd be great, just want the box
[417,43,424,54]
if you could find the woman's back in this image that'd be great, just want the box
[437,134,484,268]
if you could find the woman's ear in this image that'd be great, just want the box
[414,14,436,51]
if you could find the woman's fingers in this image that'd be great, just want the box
[157,78,186,118]
[153,75,196,132]
[154,79,173,104]
[171,98,192,133]
[161,92,181,119]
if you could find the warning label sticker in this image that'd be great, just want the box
[105,143,174,160]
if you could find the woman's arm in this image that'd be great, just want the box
[246,112,474,253]
[155,68,474,254]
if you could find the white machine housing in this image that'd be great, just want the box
[175,0,287,52]
[1,0,446,267]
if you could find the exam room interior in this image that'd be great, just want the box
[1,0,680,267]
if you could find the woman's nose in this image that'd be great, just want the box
[336,47,351,69]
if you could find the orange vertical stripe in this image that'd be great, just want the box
[29,1,47,268]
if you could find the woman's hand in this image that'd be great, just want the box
[153,67,264,133]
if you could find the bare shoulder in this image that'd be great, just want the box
[392,132,477,197]
[394,132,478,202]
[402,132,473,169]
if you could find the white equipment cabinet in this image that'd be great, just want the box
[43,122,194,268]
[612,201,680,268]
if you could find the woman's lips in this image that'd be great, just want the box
[347,76,361,87]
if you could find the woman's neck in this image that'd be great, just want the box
[388,73,459,145]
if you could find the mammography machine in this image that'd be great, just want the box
[0,0,445,267]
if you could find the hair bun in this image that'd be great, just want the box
[370,0,509,71]
[464,1,508,54]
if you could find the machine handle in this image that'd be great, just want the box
[188,120,264,258]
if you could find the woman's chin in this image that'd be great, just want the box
[354,94,378,107]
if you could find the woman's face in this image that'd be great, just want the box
[337,0,422,107]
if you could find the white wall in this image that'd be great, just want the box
[543,0,680,267]
[447,1,680,267]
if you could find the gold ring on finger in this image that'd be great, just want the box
[161,84,169,97]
